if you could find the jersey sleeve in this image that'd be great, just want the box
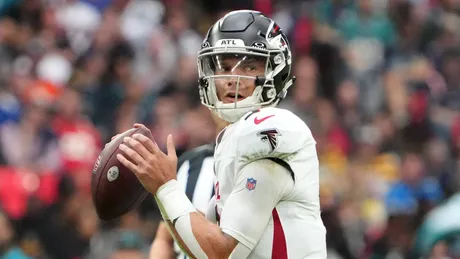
[219,158,294,251]
[235,108,315,170]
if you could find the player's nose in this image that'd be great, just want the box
[225,75,239,88]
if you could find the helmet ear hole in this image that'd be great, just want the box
[261,86,277,102]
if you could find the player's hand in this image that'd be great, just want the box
[116,124,178,195]
[109,124,145,142]
[107,123,145,144]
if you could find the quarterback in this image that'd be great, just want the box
[117,10,327,258]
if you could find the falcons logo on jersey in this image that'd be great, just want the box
[258,129,280,152]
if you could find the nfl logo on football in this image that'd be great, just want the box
[246,178,257,190]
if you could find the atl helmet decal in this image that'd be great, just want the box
[258,129,280,151]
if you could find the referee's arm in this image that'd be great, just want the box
[150,221,175,259]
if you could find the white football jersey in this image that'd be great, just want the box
[208,107,327,259]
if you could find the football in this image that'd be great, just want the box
[91,127,152,221]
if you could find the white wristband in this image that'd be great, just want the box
[155,180,196,221]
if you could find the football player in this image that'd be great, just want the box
[117,10,327,258]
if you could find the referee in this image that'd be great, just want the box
[149,116,226,259]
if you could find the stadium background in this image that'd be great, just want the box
[0,0,460,258]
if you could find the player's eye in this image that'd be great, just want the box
[243,64,257,72]
[216,65,232,73]
[241,58,264,73]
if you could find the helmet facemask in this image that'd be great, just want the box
[198,46,286,122]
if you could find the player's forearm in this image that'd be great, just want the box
[188,211,237,258]
[166,212,236,259]
[155,199,197,258]
[155,180,237,259]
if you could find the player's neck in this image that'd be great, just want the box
[215,120,232,137]
[214,120,230,135]
[215,125,227,137]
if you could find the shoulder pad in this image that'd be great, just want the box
[235,107,315,163]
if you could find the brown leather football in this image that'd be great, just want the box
[91,127,152,221]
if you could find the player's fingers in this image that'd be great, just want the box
[166,134,177,159]
[119,143,145,167]
[116,154,139,175]
[123,137,151,159]
[132,134,158,154]
[133,123,151,133]
[105,134,120,147]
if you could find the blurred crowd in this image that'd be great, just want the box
[0,0,460,258]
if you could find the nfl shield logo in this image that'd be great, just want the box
[246,178,257,190]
